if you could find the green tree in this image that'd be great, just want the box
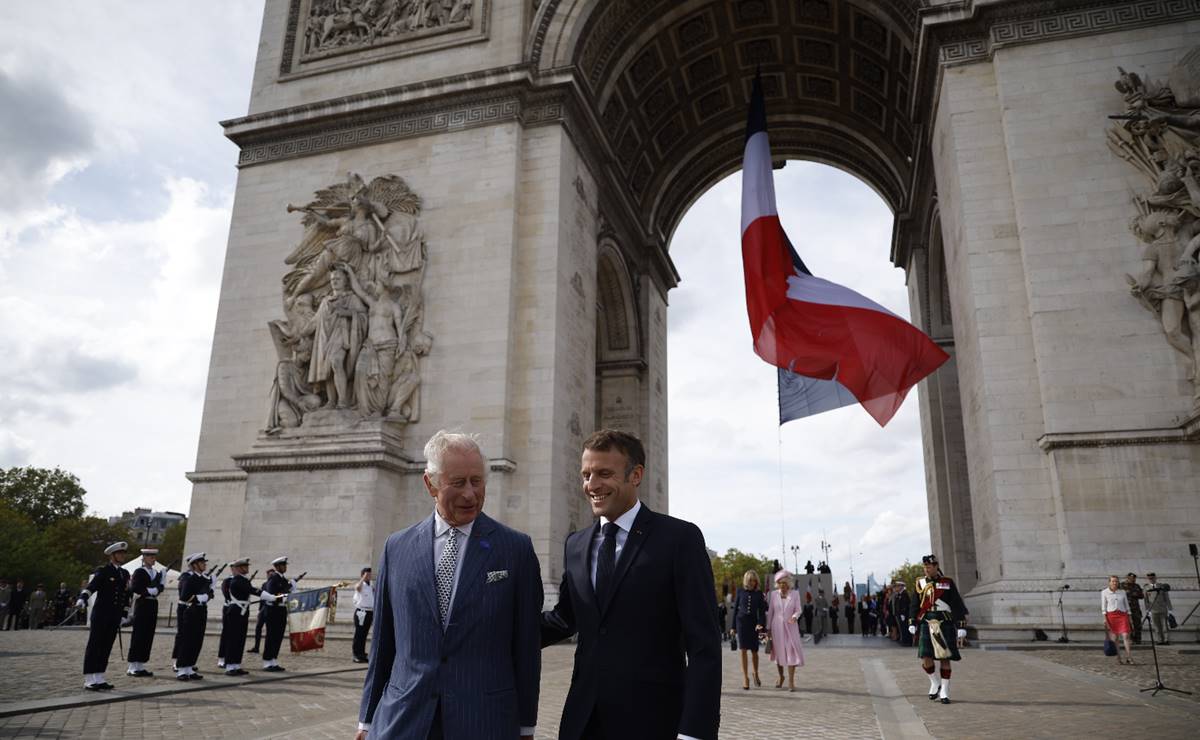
[889,560,925,595]
[0,466,87,528]
[158,521,187,568]
[710,548,776,601]
[44,516,134,569]
[0,501,88,592]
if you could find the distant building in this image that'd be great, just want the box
[108,508,186,546]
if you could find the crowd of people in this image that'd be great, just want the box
[720,557,969,703]
[0,579,80,630]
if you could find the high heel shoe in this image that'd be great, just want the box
[742,678,750,690]
[753,674,761,687]
[775,676,784,688]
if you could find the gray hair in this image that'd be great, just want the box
[424,430,486,483]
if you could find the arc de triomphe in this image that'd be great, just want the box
[186,0,1200,635]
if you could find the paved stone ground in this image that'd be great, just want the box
[1,632,1197,738]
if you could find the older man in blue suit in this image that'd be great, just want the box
[356,431,543,739]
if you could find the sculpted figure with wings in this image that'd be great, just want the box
[265,172,432,431]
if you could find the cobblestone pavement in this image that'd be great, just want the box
[2,632,1198,738]
[1031,646,1200,701]
[0,627,357,702]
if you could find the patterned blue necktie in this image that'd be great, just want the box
[595,522,619,603]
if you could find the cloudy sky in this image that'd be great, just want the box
[1,4,929,586]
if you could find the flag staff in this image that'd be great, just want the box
[778,425,786,565]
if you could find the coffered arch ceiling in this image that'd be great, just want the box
[534,0,922,243]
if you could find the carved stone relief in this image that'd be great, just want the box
[266,172,433,433]
[300,0,474,60]
[1109,46,1200,408]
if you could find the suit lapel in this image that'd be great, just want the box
[599,504,655,617]
[412,514,439,623]
[450,512,495,626]
[570,522,600,617]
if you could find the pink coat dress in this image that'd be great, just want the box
[767,589,805,667]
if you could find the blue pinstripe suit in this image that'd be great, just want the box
[359,511,542,738]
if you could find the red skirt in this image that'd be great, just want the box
[1105,611,1131,636]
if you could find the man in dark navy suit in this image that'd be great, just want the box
[542,429,722,740]
[356,430,542,739]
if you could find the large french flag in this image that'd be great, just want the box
[740,77,948,427]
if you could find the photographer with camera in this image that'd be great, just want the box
[1145,572,1174,645]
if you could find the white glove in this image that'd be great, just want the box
[957,629,967,639]
[197,594,209,604]
[908,625,917,635]
[147,587,159,597]
[75,599,87,610]
[264,592,278,602]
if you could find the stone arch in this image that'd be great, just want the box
[595,239,641,365]
[533,0,924,248]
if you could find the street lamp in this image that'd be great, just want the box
[820,536,831,572]
[789,545,800,572]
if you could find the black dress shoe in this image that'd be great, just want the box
[97,683,114,691]
[225,669,249,676]
[177,674,191,681]
[263,665,286,672]
[133,670,154,678]
[352,656,368,663]
[247,647,259,653]
[940,697,951,704]
[190,673,204,681]
[929,693,938,700]
[85,684,104,691]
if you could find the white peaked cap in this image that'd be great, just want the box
[271,556,288,566]
[104,542,128,555]
[186,552,208,565]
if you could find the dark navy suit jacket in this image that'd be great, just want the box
[542,504,722,740]
[359,511,543,738]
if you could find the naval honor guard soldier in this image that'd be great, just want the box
[259,556,294,672]
[175,553,214,680]
[351,567,373,663]
[219,558,261,676]
[126,548,164,677]
[78,541,132,690]
[908,554,968,704]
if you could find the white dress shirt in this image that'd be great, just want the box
[353,581,374,611]
[1101,587,1130,615]
[589,500,642,588]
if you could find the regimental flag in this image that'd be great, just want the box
[288,587,335,653]
[740,76,948,427]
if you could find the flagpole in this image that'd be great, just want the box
[778,425,786,566]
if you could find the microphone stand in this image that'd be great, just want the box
[1139,588,1190,697]
[1178,550,1200,642]
[1056,587,1070,644]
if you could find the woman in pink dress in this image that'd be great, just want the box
[767,569,804,691]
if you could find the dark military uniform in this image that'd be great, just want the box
[1123,580,1145,644]
[261,570,293,666]
[175,571,214,676]
[127,566,165,670]
[219,574,261,672]
[81,564,131,678]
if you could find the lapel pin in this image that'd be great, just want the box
[480,540,491,550]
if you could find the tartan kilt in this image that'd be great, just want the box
[916,613,962,661]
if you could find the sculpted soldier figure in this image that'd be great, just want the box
[908,554,968,704]
[126,548,165,677]
[77,541,131,690]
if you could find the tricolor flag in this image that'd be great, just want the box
[288,586,337,652]
[740,76,948,427]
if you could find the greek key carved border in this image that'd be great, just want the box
[231,85,571,167]
[937,0,1200,68]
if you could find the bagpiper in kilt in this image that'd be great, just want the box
[79,542,132,690]
[126,548,165,677]
[908,554,969,704]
